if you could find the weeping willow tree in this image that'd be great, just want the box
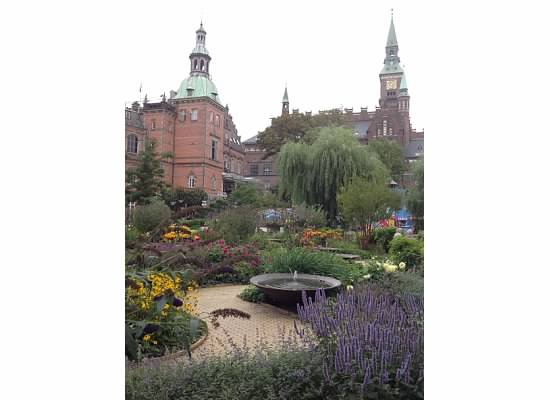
[278,127,388,225]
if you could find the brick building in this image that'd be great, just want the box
[125,102,147,170]
[243,14,424,188]
[124,23,247,199]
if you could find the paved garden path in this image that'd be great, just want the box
[191,284,302,359]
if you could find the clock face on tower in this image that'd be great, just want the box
[386,79,397,90]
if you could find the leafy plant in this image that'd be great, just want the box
[126,139,168,205]
[372,227,397,252]
[261,247,361,285]
[338,177,401,248]
[162,187,208,208]
[292,203,327,228]
[238,286,266,303]
[388,236,424,267]
[132,201,172,234]
[214,205,257,243]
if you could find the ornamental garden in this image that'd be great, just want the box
[125,126,424,399]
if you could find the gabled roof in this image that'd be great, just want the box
[243,134,258,144]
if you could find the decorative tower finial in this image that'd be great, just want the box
[190,21,211,77]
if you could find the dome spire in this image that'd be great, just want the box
[190,21,211,77]
[380,10,402,75]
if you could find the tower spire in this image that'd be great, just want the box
[189,22,211,77]
[380,11,403,75]
[282,85,289,115]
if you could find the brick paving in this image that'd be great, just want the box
[191,284,302,358]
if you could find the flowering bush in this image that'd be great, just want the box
[300,228,343,247]
[185,239,262,285]
[161,224,201,242]
[389,236,424,267]
[125,272,203,360]
[297,285,424,398]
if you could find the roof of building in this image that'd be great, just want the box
[175,75,221,103]
[242,134,258,144]
[386,15,398,47]
[282,87,289,103]
[400,73,408,90]
[404,138,424,158]
[380,62,404,75]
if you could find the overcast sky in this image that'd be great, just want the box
[123,0,430,141]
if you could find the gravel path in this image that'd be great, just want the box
[191,284,302,358]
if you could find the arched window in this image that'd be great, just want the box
[188,175,196,188]
[127,134,138,153]
[383,120,388,135]
[211,176,216,191]
[200,60,204,70]
[193,60,198,69]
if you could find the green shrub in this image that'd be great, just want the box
[126,347,339,400]
[162,187,208,208]
[238,286,266,303]
[388,236,424,267]
[325,238,375,259]
[373,227,397,252]
[234,261,257,281]
[377,271,424,297]
[262,247,358,285]
[214,206,257,243]
[132,201,172,234]
[293,203,327,228]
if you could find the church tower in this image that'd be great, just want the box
[282,86,289,115]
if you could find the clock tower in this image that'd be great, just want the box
[379,11,404,109]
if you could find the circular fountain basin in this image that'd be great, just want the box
[250,273,342,306]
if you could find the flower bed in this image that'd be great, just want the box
[125,272,205,361]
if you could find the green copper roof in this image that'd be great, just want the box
[282,87,289,103]
[175,75,221,104]
[380,62,404,75]
[386,16,398,47]
[400,73,408,90]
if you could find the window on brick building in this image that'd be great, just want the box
[211,176,216,191]
[215,114,220,127]
[178,110,186,122]
[250,164,258,176]
[126,134,138,153]
[224,155,229,171]
[237,160,241,175]
[383,120,387,135]
[151,119,156,130]
[389,127,393,135]
[188,175,196,188]
[211,140,218,160]
[209,111,214,123]
[263,163,272,175]
[191,109,198,121]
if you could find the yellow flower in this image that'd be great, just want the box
[383,262,398,273]
[143,334,151,342]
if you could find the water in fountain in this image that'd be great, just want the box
[262,277,333,290]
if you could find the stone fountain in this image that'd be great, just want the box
[250,271,341,306]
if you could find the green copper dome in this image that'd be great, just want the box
[175,75,221,104]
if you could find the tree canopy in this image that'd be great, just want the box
[277,126,388,224]
[338,178,401,248]
[256,112,345,157]
[407,157,424,231]
[126,139,166,205]
[368,138,407,181]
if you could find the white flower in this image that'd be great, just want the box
[398,262,406,270]
[363,274,371,280]
[346,285,353,290]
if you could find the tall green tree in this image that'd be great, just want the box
[256,112,345,157]
[407,157,424,231]
[368,138,407,181]
[338,178,401,249]
[126,139,167,205]
[278,127,388,225]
